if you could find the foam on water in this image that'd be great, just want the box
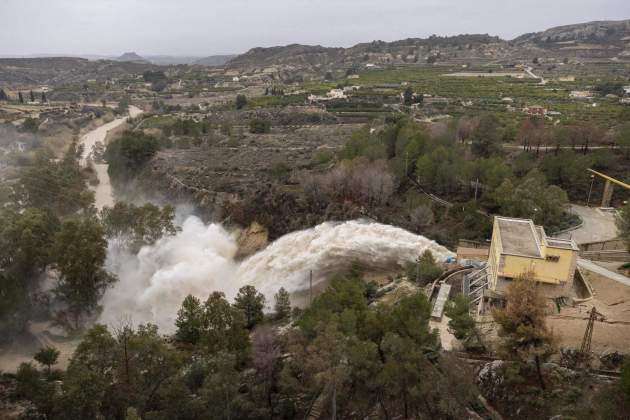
[98,217,454,333]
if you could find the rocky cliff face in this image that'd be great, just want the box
[235,222,269,259]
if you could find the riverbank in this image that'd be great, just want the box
[0,106,143,374]
[79,105,143,210]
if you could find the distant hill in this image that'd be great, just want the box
[513,19,630,44]
[116,52,150,64]
[226,44,342,68]
[1,19,629,87]
[0,57,157,86]
[225,35,505,70]
[225,20,630,71]
[194,54,238,66]
[144,55,203,65]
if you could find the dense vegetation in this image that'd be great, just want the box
[105,131,160,181]
[0,138,176,339]
[9,274,486,419]
[2,37,630,420]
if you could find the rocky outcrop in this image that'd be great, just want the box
[514,20,630,45]
[235,222,269,259]
[225,20,630,73]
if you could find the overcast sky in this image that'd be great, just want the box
[2,0,629,57]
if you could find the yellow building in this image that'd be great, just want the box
[487,216,578,298]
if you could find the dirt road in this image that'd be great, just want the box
[558,205,619,244]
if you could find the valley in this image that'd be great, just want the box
[1,13,630,420]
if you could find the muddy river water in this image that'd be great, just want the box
[79,105,143,210]
[0,106,143,373]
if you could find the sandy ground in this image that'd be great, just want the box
[562,205,619,244]
[594,260,630,276]
[0,321,80,373]
[547,270,630,353]
[578,258,630,286]
[476,268,630,355]
[430,315,457,351]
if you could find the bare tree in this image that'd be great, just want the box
[252,325,282,415]
[409,205,435,230]
[299,158,396,208]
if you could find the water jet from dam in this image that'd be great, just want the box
[98,217,454,333]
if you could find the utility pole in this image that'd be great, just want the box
[332,382,337,420]
[580,306,604,366]
[474,177,479,201]
[309,270,313,305]
[586,174,595,207]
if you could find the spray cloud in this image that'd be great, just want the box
[99,218,454,333]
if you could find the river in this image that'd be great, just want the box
[0,106,143,373]
[79,105,143,210]
[1,105,455,370]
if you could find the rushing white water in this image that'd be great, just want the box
[0,106,145,373]
[80,106,454,334]
[98,217,454,333]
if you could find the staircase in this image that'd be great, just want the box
[463,265,489,306]
[304,386,328,420]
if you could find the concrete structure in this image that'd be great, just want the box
[523,105,546,116]
[487,217,579,298]
[570,90,594,99]
[431,283,452,320]
[588,169,630,208]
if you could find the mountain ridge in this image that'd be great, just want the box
[226,19,630,69]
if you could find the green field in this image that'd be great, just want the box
[298,64,630,126]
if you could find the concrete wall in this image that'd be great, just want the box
[494,275,574,299]
[501,247,576,284]
[488,221,502,290]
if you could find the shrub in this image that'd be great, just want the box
[105,131,159,180]
[249,118,271,134]
[235,94,247,110]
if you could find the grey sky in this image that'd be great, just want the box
[2,0,629,56]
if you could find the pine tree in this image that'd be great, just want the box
[41,91,47,103]
[202,291,250,364]
[175,294,203,345]
[30,90,35,102]
[0,88,8,101]
[234,285,265,329]
[18,91,24,103]
[235,94,247,110]
[445,295,475,340]
[274,287,291,320]
[33,346,60,375]
[403,86,414,106]
[493,274,555,389]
